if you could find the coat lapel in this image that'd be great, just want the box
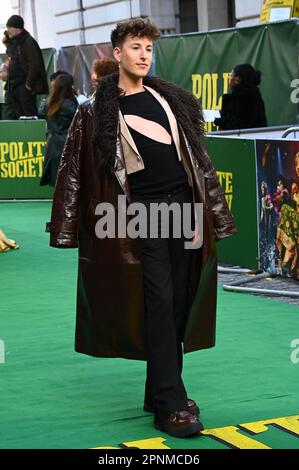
[119,110,142,159]
[118,111,145,175]
[105,76,200,201]
[143,85,183,162]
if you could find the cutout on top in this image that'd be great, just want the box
[124,115,172,145]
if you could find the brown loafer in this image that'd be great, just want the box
[144,398,200,416]
[154,410,204,438]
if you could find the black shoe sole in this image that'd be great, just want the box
[144,404,200,416]
[154,419,204,438]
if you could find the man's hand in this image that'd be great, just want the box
[25,84,32,92]
[192,222,199,246]
[2,30,9,44]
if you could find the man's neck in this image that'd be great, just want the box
[118,73,145,96]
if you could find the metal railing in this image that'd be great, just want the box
[208,124,296,137]
[281,127,299,138]
[219,266,299,297]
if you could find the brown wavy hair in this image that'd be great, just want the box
[92,58,119,80]
[47,74,76,117]
[111,18,160,48]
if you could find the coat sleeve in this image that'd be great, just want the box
[46,104,84,248]
[203,152,238,241]
[184,91,238,241]
[22,38,43,90]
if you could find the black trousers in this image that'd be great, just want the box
[2,91,18,120]
[131,185,194,420]
[8,83,37,118]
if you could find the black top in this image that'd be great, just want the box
[119,89,188,195]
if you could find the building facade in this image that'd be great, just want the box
[4,0,264,50]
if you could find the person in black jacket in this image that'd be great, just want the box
[214,63,267,130]
[2,15,49,119]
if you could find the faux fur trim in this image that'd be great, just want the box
[93,72,206,174]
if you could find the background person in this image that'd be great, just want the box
[0,58,17,120]
[39,73,78,187]
[2,15,49,119]
[90,57,119,93]
[214,63,267,130]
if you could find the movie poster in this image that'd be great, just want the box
[256,139,299,279]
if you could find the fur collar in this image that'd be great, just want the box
[93,72,206,174]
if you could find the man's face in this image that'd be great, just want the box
[6,27,22,38]
[113,34,153,79]
[295,156,299,178]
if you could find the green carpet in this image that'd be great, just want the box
[0,202,298,449]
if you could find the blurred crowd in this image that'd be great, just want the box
[0,15,118,253]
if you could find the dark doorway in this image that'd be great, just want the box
[179,0,198,33]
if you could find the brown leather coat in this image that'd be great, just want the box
[47,73,237,360]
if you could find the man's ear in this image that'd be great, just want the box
[113,47,121,63]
